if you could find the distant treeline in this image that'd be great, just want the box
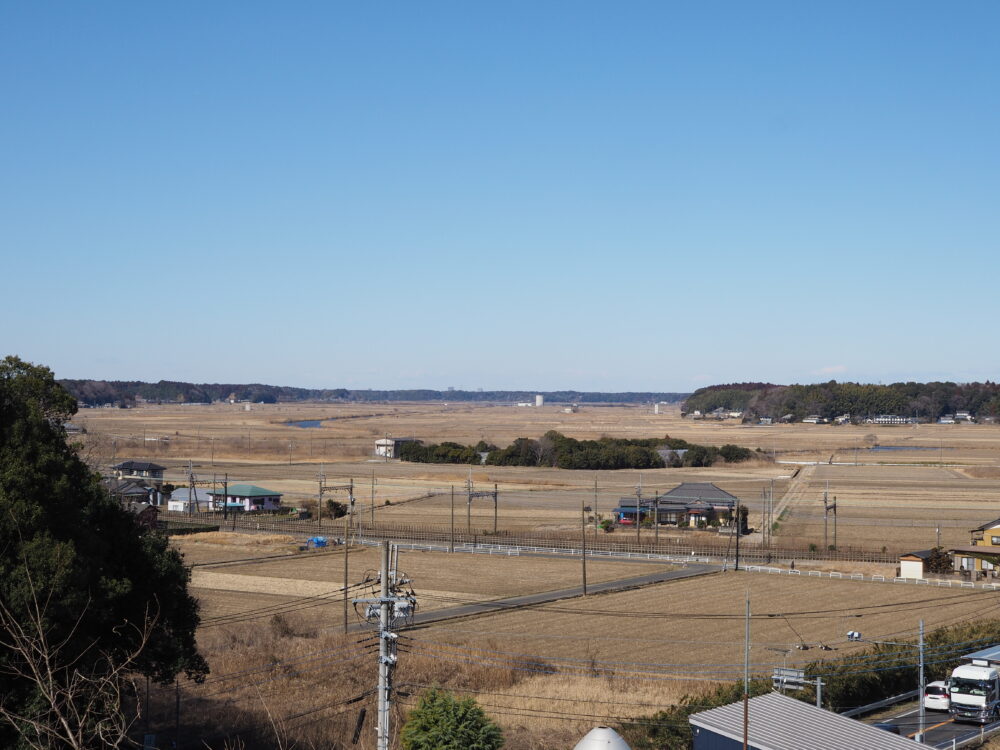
[399,431,754,470]
[59,379,688,407]
[683,380,1000,421]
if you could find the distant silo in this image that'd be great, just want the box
[535,394,544,407]
[653,403,660,415]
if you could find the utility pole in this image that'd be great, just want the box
[654,492,660,546]
[378,543,391,750]
[353,542,416,750]
[343,510,350,634]
[593,478,598,542]
[222,474,229,522]
[918,619,926,742]
[743,590,750,750]
[823,488,837,551]
[370,471,376,527]
[450,485,455,553]
[581,497,588,596]
[735,495,741,571]
[635,477,643,546]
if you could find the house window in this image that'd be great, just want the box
[991,536,1000,545]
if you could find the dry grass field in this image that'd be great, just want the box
[160,529,1000,749]
[77,400,1000,551]
[178,534,669,617]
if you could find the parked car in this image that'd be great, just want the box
[925,680,951,711]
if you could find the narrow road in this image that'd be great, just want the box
[878,703,1000,746]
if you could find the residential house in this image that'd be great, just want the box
[112,460,166,482]
[951,518,1000,576]
[956,411,975,423]
[207,484,283,511]
[939,414,957,424]
[834,414,852,425]
[612,483,738,529]
[103,478,164,507]
[802,415,825,424]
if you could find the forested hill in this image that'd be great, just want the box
[60,379,689,407]
[683,381,1000,421]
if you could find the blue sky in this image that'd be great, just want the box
[3,2,998,391]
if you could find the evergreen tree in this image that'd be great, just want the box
[401,687,504,750]
[0,356,208,748]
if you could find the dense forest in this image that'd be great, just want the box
[59,379,688,407]
[399,431,754,470]
[683,381,1000,421]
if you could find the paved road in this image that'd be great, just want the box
[877,703,1000,747]
[349,563,715,633]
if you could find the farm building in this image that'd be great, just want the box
[167,487,209,513]
[689,692,922,749]
[207,484,283,511]
[112,460,166,482]
[374,437,420,458]
[899,549,934,579]
[612,483,738,528]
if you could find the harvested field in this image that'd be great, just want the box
[410,570,1000,678]
[177,534,670,618]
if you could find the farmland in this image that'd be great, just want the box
[78,400,1000,552]
[83,400,1000,746]
[161,529,1000,749]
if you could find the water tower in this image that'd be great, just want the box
[535,394,544,407]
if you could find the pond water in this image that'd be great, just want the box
[288,420,323,429]
[868,445,940,451]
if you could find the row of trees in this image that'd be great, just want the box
[684,380,1000,421]
[400,431,756,470]
[61,379,690,407]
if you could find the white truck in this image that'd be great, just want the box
[950,646,1000,724]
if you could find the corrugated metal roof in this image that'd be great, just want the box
[962,645,1000,663]
[689,692,923,750]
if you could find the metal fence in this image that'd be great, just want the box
[160,512,896,564]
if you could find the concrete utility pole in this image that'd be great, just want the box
[654,492,660,545]
[823,486,837,551]
[343,511,350,634]
[353,542,416,750]
[378,543,391,750]
[449,485,455,553]
[581,498,588,596]
[743,590,750,750]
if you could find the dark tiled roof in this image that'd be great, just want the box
[900,549,934,560]
[103,478,154,497]
[974,517,1000,532]
[113,461,166,472]
[661,483,737,504]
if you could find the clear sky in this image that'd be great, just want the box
[3,2,999,391]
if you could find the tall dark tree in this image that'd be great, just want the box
[0,356,207,749]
